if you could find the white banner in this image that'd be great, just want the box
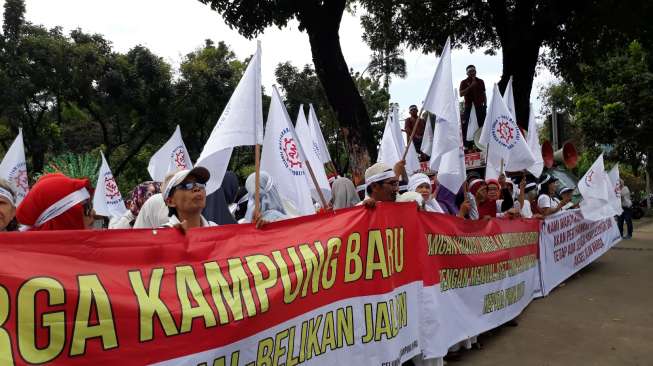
[539,209,621,296]
[418,214,541,359]
[154,282,422,366]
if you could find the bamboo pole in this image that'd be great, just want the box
[254,144,261,216]
[305,160,329,210]
[402,107,424,161]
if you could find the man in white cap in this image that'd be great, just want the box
[360,161,405,207]
[162,167,216,230]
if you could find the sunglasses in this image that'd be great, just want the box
[175,182,206,191]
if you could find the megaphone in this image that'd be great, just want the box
[554,142,578,169]
[542,140,554,168]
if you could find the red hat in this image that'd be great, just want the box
[17,173,93,231]
[469,179,486,195]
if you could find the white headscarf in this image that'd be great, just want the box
[331,177,361,209]
[244,171,290,223]
[132,193,170,228]
[408,173,444,213]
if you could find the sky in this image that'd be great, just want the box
[1,0,557,120]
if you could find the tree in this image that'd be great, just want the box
[174,40,245,157]
[198,0,377,183]
[275,62,389,176]
[544,0,653,86]
[572,41,653,176]
[359,0,644,131]
[359,0,406,91]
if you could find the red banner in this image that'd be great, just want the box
[0,204,426,366]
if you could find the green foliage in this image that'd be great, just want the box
[274,62,389,174]
[572,41,653,174]
[38,152,100,184]
[0,3,260,195]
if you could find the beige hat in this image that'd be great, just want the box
[364,162,395,185]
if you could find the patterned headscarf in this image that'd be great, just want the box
[129,181,161,217]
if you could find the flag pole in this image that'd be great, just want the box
[305,160,329,210]
[254,144,261,217]
[402,107,424,161]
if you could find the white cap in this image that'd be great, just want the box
[162,167,210,200]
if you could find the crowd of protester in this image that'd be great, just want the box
[0,156,588,234]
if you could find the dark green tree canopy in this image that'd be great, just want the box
[359,0,640,130]
[198,0,378,183]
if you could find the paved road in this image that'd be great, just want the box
[459,217,653,366]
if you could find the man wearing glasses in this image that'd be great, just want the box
[162,167,216,229]
[360,162,403,208]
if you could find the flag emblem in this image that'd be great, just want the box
[171,146,189,170]
[9,162,28,194]
[104,173,121,202]
[278,127,304,175]
[585,170,595,186]
[491,115,519,149]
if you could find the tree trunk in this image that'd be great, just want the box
[497,38,542,131]
[301,3,376,185]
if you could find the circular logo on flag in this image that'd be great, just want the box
[584,169,595,186]
[104,173,122,203]
[490,115,520,149]
[312,141,321,159]
[8,162,28,196]
[278,127,304,176]
[171,146,189,170]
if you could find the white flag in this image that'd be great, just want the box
[0,129,29,204]
[503,76,516,119]
[423,37,462,166]
[261,87,315,215]
[526,103,544,177]
[308,104,333,164]
[437,89,466,193]
[420,114,434,155]
[148,125,193,181]
[607,164,623,216]
[295,105,332,203]
[578,154,612,221]
[377,113,401,166]
[485,155,501,180]
[381,109,420,174]
[196,42,263,194]
[465,104,479,141]
[390,107,406,155]
[479,84,535,172]
[93,151,127,218]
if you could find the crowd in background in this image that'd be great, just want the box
[0,156,611,234]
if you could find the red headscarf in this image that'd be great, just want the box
[17,173,93,231]
[485,178,500,191]
[477,178,499,218]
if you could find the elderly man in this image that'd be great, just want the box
[162,167,216,229]
[360,161,404,207]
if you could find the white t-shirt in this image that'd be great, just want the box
[517,200,533,218]
[108,210,135,229]
[537,194,560,209]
